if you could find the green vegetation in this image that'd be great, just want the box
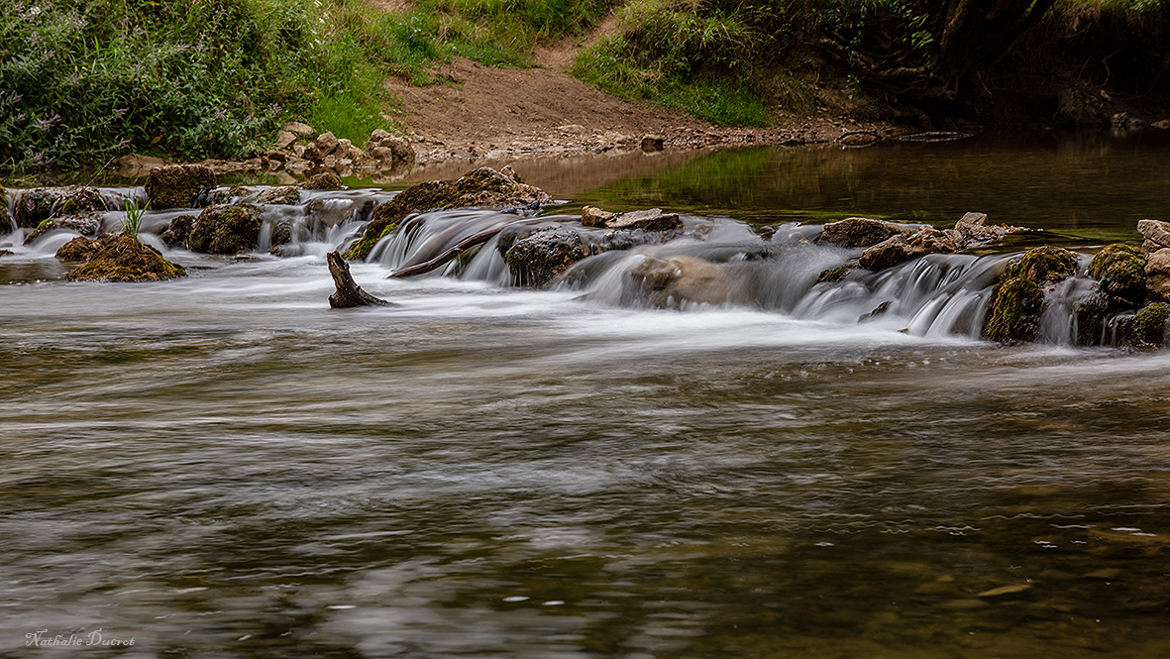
[120,197,146,238]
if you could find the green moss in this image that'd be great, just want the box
[1004,246,1079,283]
[66,234,186,282]
[0,186,10,232]
[301,172,344,190]
[1089,243,1147,305]
[1131,302,1170,347]
[188,204,263,255]
[983,276,1046,343]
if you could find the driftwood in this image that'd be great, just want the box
[327,251,391,308]
[388,218,551,279]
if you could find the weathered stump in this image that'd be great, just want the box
[327,251,391,308]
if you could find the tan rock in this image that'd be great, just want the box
[581,205,615,228]
[316,131,339,157]
[629,255,753,308]
[1145,248,1170,302]
[274,130,296,150]
[605,208,681,232]
[860,226,959,269]
[1137,219,1170,252]
[283,121,314,136]
[816,217,910,248]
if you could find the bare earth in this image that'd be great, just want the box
[386,48,889,165]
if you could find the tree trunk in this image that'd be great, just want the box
[327,251,392,308]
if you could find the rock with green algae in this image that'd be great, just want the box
[982,276,1045,343]
[188,204,262,254]
[159,215,196,248]
[60,234,186,282]
[344,167,550,261]
[145,164,216,209]
[1089,244,1147,305]
[1004,246,1079,283]
[1129,303,1170,348]
[301,172,343,190]
[0,185,12,233]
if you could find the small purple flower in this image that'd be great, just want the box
[27,149,46,165]
[116,138,131,150]
[32,112,60,131]
[113,107,128,118]
[213,108,228,119]
[15,112,26,122]
[10,92,23,104]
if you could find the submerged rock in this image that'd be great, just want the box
[188,204,262,254]
[860,226,959,269]
[1145,248,1170,302]
[254,186,300,205]
[816,262,862,283]
[23,214,102,245]
[982,277,1045,343]
[628,255,754,308]
[301,172,343,190]
[504,228,587,287]
[816,217,910,248]
[145,164,216,209]
[62,234,186,282]
[1004,246,1079,283]
[344,167,551,261]
[1089,244,1147,306]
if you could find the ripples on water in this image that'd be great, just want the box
[3,141,1170,657]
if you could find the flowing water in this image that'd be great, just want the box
[3,135,1170,657]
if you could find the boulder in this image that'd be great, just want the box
[954,211,1022,246]
[1137,219,1170,253]
[344,167,551,261]
[982,277,1045,343]
[1128,303,1170,348]
[628,255,754,308]
[63,234,186,282]
[0,185,11,233]
[504,228,588,287]
[581,205,615,228]
[274,130,297,150]
[816,217,910,248]
[859,226,959,269]
[145,165,216,209]
[283,121,314,136]
[641,135,665,152]
[13,187,106,228]
[316,131,340,157]
[301,172,343,190]
[1003,246,1079,284]
[187,204,262,254]
[1088,244,1147,306]
[23,214,102,245]
[605,208,681,232]
[255,186,301,205]
[1145,248,1170,302]
[1076,291,1114,346]
[159,215,196,248]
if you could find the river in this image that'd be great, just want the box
[3,134,1170,657]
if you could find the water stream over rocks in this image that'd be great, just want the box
[3,141,1170,656]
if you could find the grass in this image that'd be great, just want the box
[120,197,146,238]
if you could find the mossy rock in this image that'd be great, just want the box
[983,276,1045,343]
[0,185,12,233]
[145,164,216,209]
[160,215,196,248]
[188,204,262,254]
[1129,303,1170,348]
[1089,244,1147,305]
[13,187,105,228]
[301,172,343,190]
[504,227,586,287]
[1004,246,1078,284]
[65,234,186,282]
[816,262,862,283]
[344,168,550,261]
[56,236,101,261]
